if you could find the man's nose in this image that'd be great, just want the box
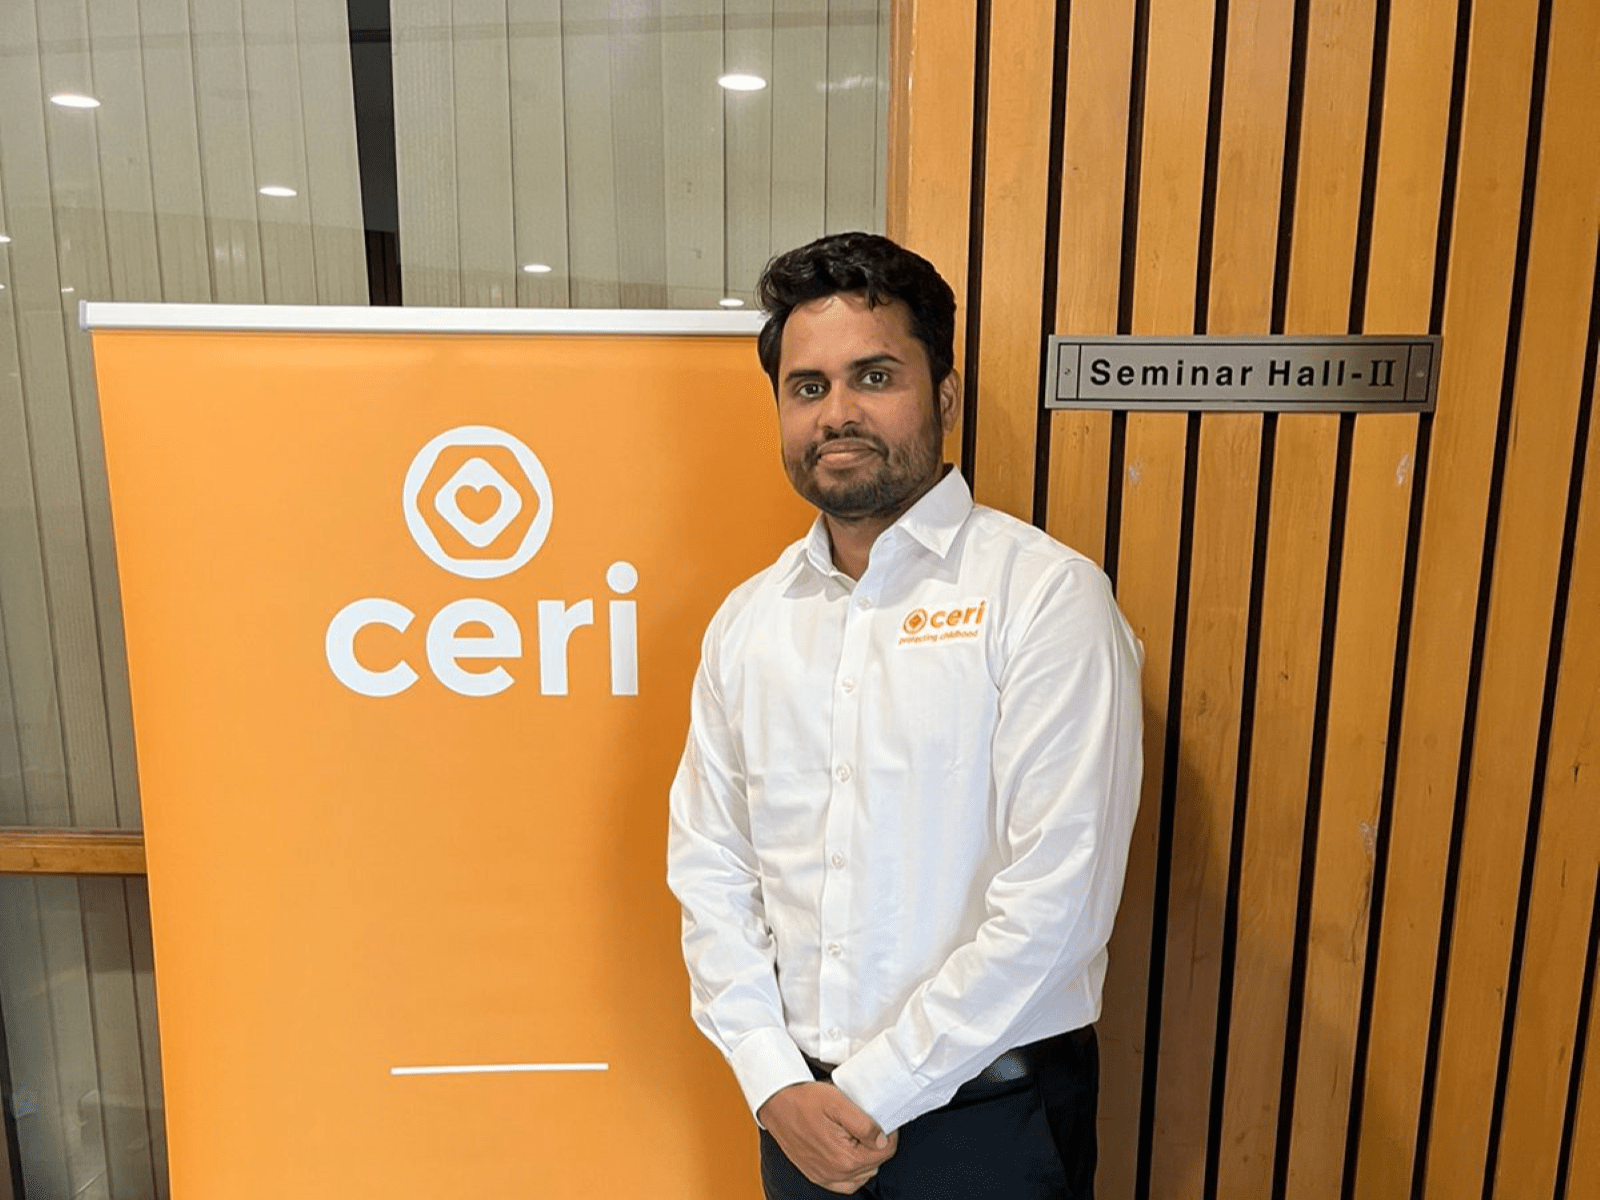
[817,381,863,432]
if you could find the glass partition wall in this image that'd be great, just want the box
[0,2,889,1195]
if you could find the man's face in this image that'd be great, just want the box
[775,292,958,523]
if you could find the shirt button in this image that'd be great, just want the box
[856,596,873,610]
[828,1027,841,1040]
[828,944,842,957]
[831,853,845,868]
[840,677,856,693]
[835,764,852,782]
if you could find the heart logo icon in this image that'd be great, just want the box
[432,457,524,549]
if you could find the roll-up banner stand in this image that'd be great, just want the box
[83,303,809,1198]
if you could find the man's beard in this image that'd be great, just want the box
[784,421,943,522]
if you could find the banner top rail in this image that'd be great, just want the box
[80,301,767,336]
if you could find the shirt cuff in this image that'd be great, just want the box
[729,1027,814,1121]
[828,1034,943,1135]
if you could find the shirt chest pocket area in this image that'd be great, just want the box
[870,640,999,775]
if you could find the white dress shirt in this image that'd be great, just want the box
[667,468,1143,1134]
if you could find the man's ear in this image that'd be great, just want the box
[937,370,961,435]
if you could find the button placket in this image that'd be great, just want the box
[817,587,871,1053]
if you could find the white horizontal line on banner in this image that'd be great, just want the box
[389,1062,610,1077]
[79,300,764,336]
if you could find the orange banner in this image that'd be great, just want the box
[90,321,807,1198]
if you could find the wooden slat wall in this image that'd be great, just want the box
[889,1,1600,1197]
[393,1,891,309]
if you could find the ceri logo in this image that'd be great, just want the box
[402,425,553,579]
[325,426,638,700]
[897,599,988,647]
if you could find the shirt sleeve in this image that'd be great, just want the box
[666,619,813,1119]
[828,560,1144,1133]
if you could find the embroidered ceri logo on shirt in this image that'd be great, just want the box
[898,599,989,647]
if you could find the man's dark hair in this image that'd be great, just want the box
[756,232,957,391]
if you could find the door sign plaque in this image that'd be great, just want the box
[1046,335,1440,413]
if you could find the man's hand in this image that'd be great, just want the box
[758,1081,899,1194]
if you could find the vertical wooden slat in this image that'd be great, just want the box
[884,0,913,238]
[968,0,1056,520]
[1238,0,1375,1195]
[1424,3,1596,1194]
[1169,410,1259,1181]
[394,0,461,304]
[1130,1,1215,1196]
[1493,254,1599,1197]
[1285,1,1456,1194]
[883,0,973,282]
[1203,7,1294,1199]
[1043,0,1138,566]
[1041,3,1137,1187]
[825,0,880,233]
[724,0,773,297]
[660,0,726,307]
[610,0,669,309]
[1351,1,1544,1195]
[874,0,890,228]
[509,0,571,307]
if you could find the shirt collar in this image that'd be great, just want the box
[794,466,974,580]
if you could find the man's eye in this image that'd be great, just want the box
[796,382,826,399]
[862,369,890,386]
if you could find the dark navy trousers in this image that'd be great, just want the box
[759,1027,1098,1200]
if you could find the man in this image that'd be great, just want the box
[667,232,1143,1198]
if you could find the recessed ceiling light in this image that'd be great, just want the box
[0,235,11,244]
[719,297,745,308]
[0,284,7,291]
[50,92,101,109]
[521,263,553,274]
[61,287,74,294]
[717,73,766,92]
[259,185,298,198]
